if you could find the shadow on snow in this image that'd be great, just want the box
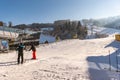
[0,59,32,66]
[86,40,120,80]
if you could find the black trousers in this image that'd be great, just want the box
[17,53,24,64]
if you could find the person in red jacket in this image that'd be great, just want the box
[29,44,36,59]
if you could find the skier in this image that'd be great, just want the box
[29,44,36,59]
[16,43,25,64]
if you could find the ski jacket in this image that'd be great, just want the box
[16,44,25,54]
[29,45,36,51]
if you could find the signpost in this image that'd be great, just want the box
[0,40,9,52]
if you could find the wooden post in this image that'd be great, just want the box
[109,50,111,71]
[116,51,119,72]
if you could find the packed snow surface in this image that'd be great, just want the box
[0,35,120,80]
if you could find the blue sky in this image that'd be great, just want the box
[0,0,120,25]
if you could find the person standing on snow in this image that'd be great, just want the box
[29,44,36,59]
[16,43,25,64]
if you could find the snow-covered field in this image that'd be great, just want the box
[1,27,120,80]
[93,27,120,35]
[0,36,120,80]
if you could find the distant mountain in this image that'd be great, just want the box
[103,18,120,29]
[97,16,120,24]
[82,15,120,29]
[12,23,54,31]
